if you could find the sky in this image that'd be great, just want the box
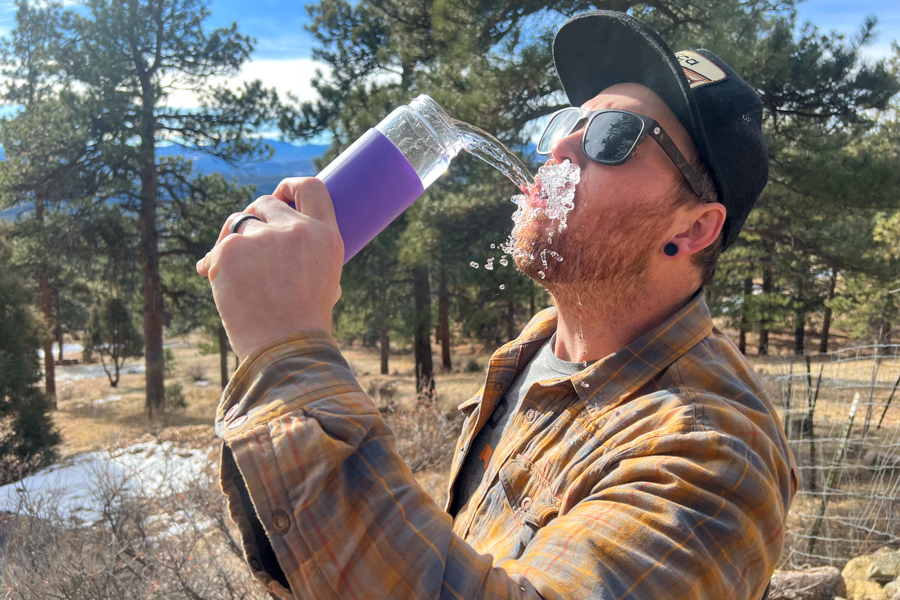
[0,0,898,109]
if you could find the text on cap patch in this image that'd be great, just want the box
[676,51,728,89]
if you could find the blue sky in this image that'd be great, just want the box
[0,0,897,107]
[204,0,900,103]
[198,0,900,61]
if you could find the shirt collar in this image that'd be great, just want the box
[574,292,712,411]
[497,292,712,413]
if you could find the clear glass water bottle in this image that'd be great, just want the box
[316,95,464,262]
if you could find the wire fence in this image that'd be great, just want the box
[754,345,900,567]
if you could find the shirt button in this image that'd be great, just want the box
[227,415,248,430]
[272,510,291,535]
[248,556,262,571]
[225,404,239,420]
[521,497,533,510]
[526,409,536,423]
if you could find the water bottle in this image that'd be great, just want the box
[316,95,464,263]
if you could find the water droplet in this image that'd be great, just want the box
[499,284,506,290]
[581,382,590,389]
[538,271,545,279]
[470,261,479,269]
[499,258,509,267]
[582,361,587,368]
[485,263,494,271]
[490,243,496,249]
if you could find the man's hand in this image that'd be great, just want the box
[196,178,344,360]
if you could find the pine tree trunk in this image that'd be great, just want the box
[54,288,64,361]
[39,271,57,407]
[794,278,805,355]
[379,324,390,375]
[218,324,229,390]
[438,269,451,372]
[794,310,805,355]
[412,266,433,394]
[138,87,165,419]
[758,262,773,356]
[35,195,57,408]
[819,268,837,354]
[739,277,751,355]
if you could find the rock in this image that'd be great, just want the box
[843,556,890,600]
[883,581,900,598]
[868,553,900,584]
[769,566,846,600]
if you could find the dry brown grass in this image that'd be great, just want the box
[49,333,490,502]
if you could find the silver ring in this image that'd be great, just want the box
[230,214,262,235]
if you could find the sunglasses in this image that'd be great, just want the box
[537,107,702,196]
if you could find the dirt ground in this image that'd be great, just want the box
[50,331,492,502]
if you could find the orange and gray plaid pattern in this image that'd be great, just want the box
[216,293,797,600]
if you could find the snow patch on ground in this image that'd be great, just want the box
[0,441,211,523]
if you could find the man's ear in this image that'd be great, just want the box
[669,202,726,256]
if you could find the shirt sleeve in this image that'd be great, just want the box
[216,332,793,600]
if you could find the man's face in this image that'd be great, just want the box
[514,83,696,292]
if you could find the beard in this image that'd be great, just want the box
[513,189,674,304]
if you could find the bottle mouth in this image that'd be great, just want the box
[408,95,464,157]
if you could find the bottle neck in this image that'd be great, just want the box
[407,95,464,159]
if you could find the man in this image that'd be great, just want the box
[197,11,797,600]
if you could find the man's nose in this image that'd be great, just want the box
[550,129,584,165]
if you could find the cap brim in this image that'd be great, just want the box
[553,11,711,169]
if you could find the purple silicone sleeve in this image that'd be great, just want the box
[317,128,425,263]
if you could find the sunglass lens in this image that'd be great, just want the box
[537,109,584,155]
[583,112,644,163]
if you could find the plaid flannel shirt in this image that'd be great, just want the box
[216,293,797,600]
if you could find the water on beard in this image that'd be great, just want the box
[499,159,582,266]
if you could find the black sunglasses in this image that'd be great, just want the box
[537,108,702,196]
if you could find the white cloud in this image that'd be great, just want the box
[164,58,329,109]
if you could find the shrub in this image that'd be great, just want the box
[164,347,177,376]
[186,363,207,383]
[1,452,269,599]
[166,382,187,411]
[384,401,463,473]
[465,358,482,373]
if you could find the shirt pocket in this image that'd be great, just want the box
[498,455,560,558]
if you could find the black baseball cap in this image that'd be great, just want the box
[553,11,769,249]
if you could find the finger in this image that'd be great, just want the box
[197,253,210,277]
[213,210,269,251]
[273,177,338,226]
[245,194,302,225]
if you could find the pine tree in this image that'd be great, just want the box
[27,0,282,417]
[0,229,61,482]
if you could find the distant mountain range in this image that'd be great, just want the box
[0,140,329,220]
[157,140,330,192]
[0,139,541,221]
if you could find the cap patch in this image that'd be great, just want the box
[676,51,727,89]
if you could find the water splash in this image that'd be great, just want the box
[500,159,582,266]
[452,120,536,191]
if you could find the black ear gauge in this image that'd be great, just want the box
[664,243,679,257]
